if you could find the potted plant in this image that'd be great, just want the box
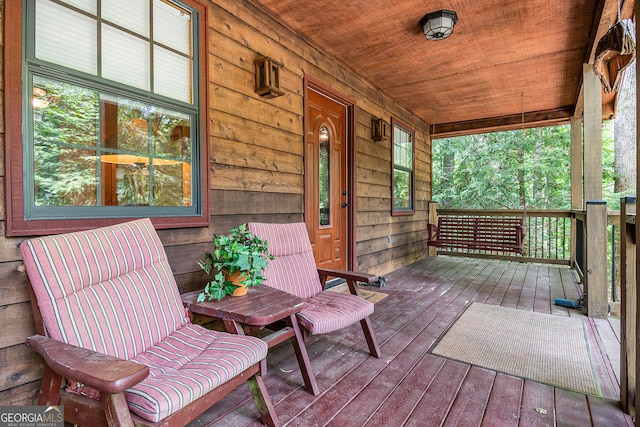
[197,224,274,301]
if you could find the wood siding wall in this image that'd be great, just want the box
[0,0,431,404]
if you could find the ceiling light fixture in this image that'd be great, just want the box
[420,9,458,41]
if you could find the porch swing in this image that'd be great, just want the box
[427,94,527,255]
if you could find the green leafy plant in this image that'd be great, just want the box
[197,224,274,301]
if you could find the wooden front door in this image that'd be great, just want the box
[305,86,349,270]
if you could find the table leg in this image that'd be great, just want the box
[223,319,244,335]
[223,319,268,373]
[287,314,319,395]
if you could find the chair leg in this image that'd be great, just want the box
[37,365,63,406]
[360,316,381,358]
[247,374,280,427]
[101,392,135,427]
[287,314,319,395]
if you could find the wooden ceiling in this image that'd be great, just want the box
[247,0,633,137]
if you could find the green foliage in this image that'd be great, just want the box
[433,124,619,210]
[394,169,412,209]
[197,224,274,302]
[32,75,193,208]
[33,79,100,206]
[601,122,620,210]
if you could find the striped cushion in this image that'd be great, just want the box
[20,219,270,422]
[247,222,322,299]
[297,291,374,335]
[68,324,268,422]
[20,218,188,358]
[127,324,267,422]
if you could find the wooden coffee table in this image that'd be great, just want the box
[182,285,319,395]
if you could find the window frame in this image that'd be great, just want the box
[5,0,210,236]
[391,117,415,216]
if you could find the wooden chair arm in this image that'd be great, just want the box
[26,335,149,394]
[317,268,378,284]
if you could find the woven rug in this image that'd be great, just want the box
[430,303,600,396]
[328,283,388,304]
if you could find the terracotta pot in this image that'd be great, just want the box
[227,270,249,296]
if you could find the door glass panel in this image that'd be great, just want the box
[318,126,330,226]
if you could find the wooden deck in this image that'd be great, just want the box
[188,256,634,427]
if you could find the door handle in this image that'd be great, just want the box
[342,202,349,207]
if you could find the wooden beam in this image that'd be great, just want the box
[570,117,583,268]
[635,3,640,418]
[574,0,625,118]
[431,107,574,138]
[621,197,637,415]
[585,201,608,319]
[570,117,584,211]
[583,63,603,203]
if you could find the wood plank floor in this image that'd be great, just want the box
[188,256,634,427]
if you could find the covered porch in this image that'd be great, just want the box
[2,0,638,424]
[192,256,631,426]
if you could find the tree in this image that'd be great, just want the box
[432,126,572,210]
[432,122,621,210]
[613,64,636,194]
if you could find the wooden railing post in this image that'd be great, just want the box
[621,196,636,415]
[428,201,438,257]
[585,200,608,318]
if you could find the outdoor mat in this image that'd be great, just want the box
[328,283,388,304]
[430,303,601,396]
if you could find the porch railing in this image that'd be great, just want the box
[428,202,611,320]
[431,208,572,265]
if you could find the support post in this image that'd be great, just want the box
[585,200,608,318]
[621,196,636,415]
[570,116,583,268]
[635,3,640,419]
[583,63,603,204]
[428,201,439,257]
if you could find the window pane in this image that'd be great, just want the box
[59,0,97,14]
[32,76,100,206]
[35,146,99,207]
[31,75,193,209]
[102,24,151,91]
[319,126,330,226]
[154,46,192,103]
[35,0,97,75]
[394,126,413,169]
[103,0,150,37]
[154,0,192,55]
[393,169,412,209]
[392,122,414,212]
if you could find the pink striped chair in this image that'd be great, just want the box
[21,218,279,427]
[247,223,381,358]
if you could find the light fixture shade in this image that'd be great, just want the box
[371,118,390,141]
[420,10,458,41]
[254,56,285,98]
